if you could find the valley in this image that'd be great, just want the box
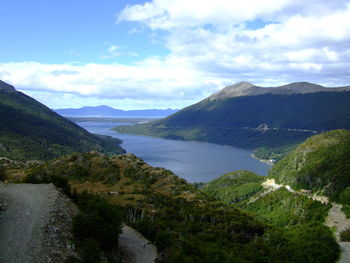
[2,1,350,262]
[0,80,349,263]
[0,80,125,161]
[115,82,350,161]
[76,119,271,182]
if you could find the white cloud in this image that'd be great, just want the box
[2,1,350,109]
[118,0,348,29]
[117,0,350,88]
[0,60,226,105]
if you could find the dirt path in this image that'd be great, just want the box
[0,183,77,263]
[325,204,350,263]
[247,179,283,203]
[118,225,158,263]
[259,179,350,263]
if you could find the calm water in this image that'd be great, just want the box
[76,121,271,182]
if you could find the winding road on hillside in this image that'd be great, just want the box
[259,179,350,263]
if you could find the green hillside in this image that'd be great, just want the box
[203,130,350,219]
[269,129,350,202]
[202,171,331,228]
[115,86,350,160]
[198,131,350,262]
[202,170,265,204]
[0,80,125,160]
[242,187,331,227]
[3,151,339,263]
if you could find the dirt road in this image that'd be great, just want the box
[260,179,350,262]
[325,204,350,263]
[118,225,158,263]
[0,183,77,263]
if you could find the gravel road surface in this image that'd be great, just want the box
[325,204,350,263]
[0,183,77,263]
[118,225,158,263]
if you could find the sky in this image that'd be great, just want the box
[1,0,350,109]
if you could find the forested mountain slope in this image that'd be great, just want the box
[201,130,350,262]
[1,151,339,263]
[0,80,125,160]
[116,82,350,160]
[269,129,350,202]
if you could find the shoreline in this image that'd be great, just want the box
[250,154,274,166]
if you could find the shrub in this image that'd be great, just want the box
[340,228,350,241]
[72,192,123,252]
[80,239,101,263]
[24,170,71,196]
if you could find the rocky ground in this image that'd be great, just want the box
[118,225,158,263]
[325,204,350,263]
[0,183,78,263]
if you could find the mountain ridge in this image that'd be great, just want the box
[115,81,350,160]
[0,80,125,160]
[55,105,178,117]
[207,81,350,100]
[0,80,16,93]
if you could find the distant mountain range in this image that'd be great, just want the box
[55,105,178,118]
[115,81,350,159]
[0,80,125,160]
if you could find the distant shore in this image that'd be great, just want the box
[251,154,274,166]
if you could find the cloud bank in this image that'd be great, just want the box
[118,0,350,86]
[1,0,350,108]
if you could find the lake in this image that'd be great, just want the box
[76,120,271,182]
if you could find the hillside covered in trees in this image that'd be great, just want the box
[1,144,342,263]
[202,130,350,262]
[115,82,350,160]
[0,80,125,160]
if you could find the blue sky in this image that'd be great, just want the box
[1,0,350,109]
[0,0,167,64]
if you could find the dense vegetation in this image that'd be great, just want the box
[269,130,350,202]
[242,188,331,227]
[0,80,125,161]
[71,192,123,263]
[202,171,332,228]
[202,171,339,262]
[116,91,350,159]
[1,79,346,262]
[24,168,123,263]
[10,151,339,262]
[202,170,265,203]
[253,144,297,161]
[198,130,350,262]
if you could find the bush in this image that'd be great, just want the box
[80,239,101,263]
[339,187,350,204]
[72,192,123,253]
[284,223,340,263]
[340,228,350,241]
[24,169,71,196]
[342,205,350,219]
